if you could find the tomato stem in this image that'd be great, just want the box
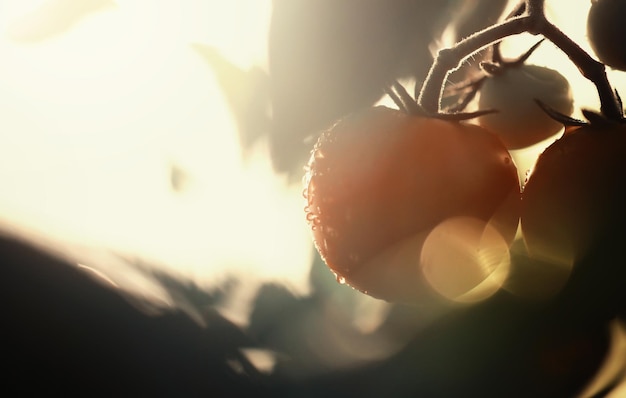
[417,12,530,115]
[530,3,623,120]
[418,0,623,121]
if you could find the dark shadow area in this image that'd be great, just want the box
[2,230,625,397]
[0,234,260,396]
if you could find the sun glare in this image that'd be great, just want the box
[1,0,625,328]
[0,0,313,311]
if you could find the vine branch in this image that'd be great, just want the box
[417,0,623,121]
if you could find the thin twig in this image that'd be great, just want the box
[392,81,421,115]
[417,13,531,114]
[529,0,623,119]
[385,86,408,113]
[418,0,622,121]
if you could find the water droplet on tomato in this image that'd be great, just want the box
[521,169,532,192]
[348,253,360,263]
[324,226,338,237]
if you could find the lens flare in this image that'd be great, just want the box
[420,216,511,303]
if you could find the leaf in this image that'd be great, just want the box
[268,0,455,178]
[192,44,270,154]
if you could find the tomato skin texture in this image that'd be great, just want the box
[477,64,573,150]
[587,0,626,71]
[521,123,626,267]
[304,106,521,302]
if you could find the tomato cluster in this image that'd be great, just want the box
[305,107,626,307]
[295,1,626,396]
[302,1,626,315]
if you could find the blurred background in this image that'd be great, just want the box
[1,0,625,396]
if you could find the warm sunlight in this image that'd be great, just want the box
[1,0,625,326]
[0,0,313,322]
[5,2,626,395]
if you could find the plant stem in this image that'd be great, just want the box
[418,0,623,120]
[417,12,531,114]
[528,0,623,120]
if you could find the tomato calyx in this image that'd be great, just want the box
[389,39,547,124]
[386,80,497,122]
[444,39,545,115]
[483,38,545,75]
[535,100,626,134]
[533,100,586,130]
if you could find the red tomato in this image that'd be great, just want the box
[304,106,521,303]
[521,121,626,267]
[587,0,626,71]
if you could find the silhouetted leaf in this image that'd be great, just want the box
[268,0,456,179]
[193,44,271,155]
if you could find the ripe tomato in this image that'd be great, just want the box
[304,106,521,303]
[521,121,626,268]
[587,0,626,71]
[477,64,573,150]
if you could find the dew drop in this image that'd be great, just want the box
[521,169,532,192]
[324,226,338,237]
[336,275,346,284]
[306,213,316,222]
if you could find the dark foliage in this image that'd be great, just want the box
[266,0,509,178]
[0,234,259,397]
[1,231,623,397]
